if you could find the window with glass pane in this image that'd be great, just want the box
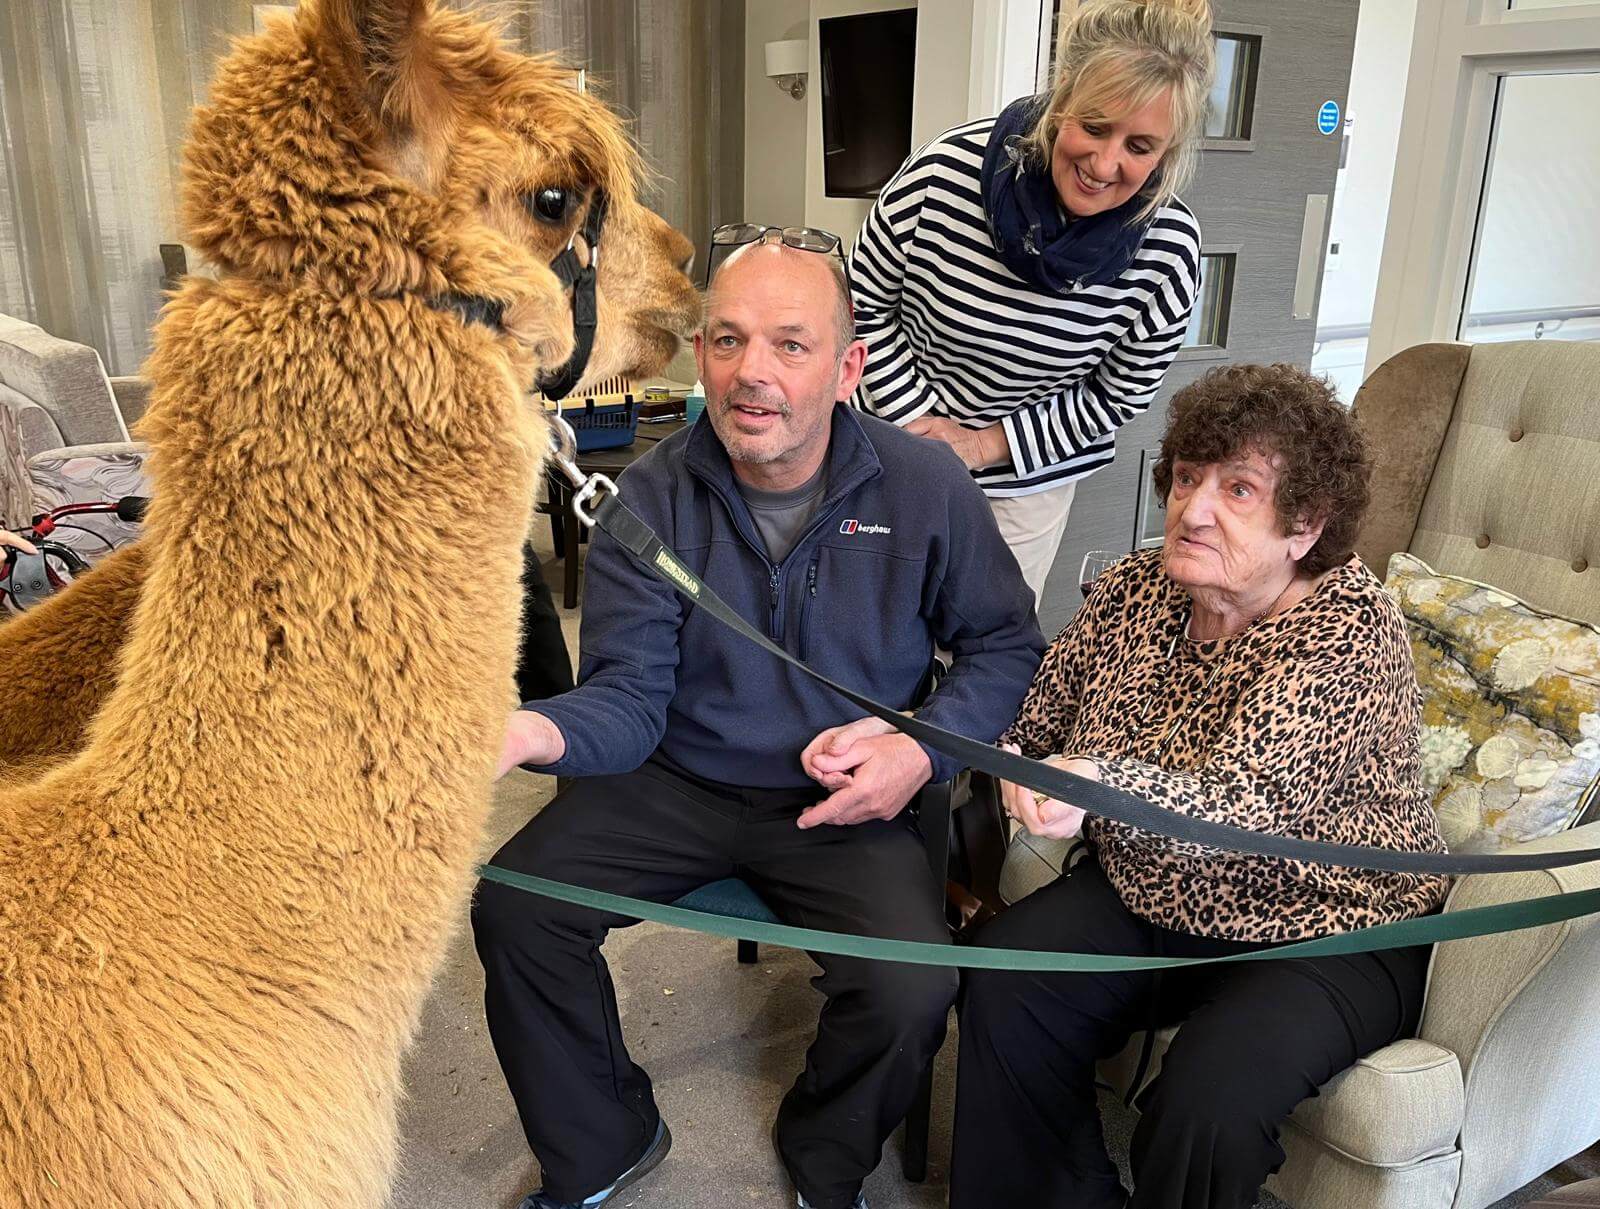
[1135,449,1166,549]
[1044,13,1261,142]
[1461,71,1600,345]
[1205,34,1260,140]
[1183,253,1236,349]
[1506,0,1599,9]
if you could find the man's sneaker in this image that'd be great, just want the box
[796,1194,868,1209]
[516,1119,672,1208]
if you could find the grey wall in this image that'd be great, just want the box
[911,0,976,148]
[743,0,811,228]
[1194,0,1358,374]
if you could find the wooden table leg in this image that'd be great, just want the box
[546,476,566,559]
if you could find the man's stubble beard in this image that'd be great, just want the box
[713,368,840,468]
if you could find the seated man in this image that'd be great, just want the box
[474,232,1043,1209]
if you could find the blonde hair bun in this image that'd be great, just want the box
[1057,0,1213,31]
[1146,0,1213,31]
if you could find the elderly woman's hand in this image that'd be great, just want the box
[998,743,1093,840]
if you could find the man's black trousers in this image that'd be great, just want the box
[472,755,957,1209]
[949,855,1431,1209]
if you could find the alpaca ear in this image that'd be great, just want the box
[314,0,435,132]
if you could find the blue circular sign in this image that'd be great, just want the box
[1317,100,1341,136]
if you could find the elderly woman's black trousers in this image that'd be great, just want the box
[950,854,1429,1209]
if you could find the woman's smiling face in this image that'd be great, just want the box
[1050,89,1176,218]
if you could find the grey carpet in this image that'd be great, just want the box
[388,548,1593,1207]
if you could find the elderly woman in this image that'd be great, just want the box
[947,364,1449,1209]
[848,0,1213,604]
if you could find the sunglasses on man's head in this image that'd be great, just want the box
[704,223,847,287]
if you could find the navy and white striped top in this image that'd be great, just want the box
[849,115,1203,498]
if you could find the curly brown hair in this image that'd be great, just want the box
[1151,364,1371,576]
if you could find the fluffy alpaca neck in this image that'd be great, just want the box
[81,281,538,934]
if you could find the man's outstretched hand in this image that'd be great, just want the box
[797,716,931,829]
[496,709,566,779]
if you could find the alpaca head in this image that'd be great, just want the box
[182,0,702,398]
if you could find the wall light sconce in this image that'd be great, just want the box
[764,39,808,100]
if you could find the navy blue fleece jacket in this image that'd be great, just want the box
[526,406,1044,788]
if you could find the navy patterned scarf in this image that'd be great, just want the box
[980,95,1155,294]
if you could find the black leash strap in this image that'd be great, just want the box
[588,491,1600,878]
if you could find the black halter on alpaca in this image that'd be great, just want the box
[430,188,611,401]
[537,189,609,401]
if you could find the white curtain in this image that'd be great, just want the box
[499,0,745,279]
[0,0,742,375]
[0,0,246,374]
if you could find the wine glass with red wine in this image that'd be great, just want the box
[1078,549,1124,598]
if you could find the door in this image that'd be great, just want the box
[1036,0,1360,635]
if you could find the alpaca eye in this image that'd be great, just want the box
[527,187,570,224]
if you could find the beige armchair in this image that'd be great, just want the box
[997,340,1600,1209]
[0,312,148,557]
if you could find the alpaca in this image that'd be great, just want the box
[0,1,700,1204]
[0,543,147,773]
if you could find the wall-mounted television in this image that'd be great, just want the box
[819,8,917,199]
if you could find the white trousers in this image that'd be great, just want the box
[987,481,1078,606]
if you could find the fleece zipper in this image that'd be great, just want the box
[798,560,819,661]
[688,459,874,651]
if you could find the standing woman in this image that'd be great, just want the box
[850,0,1213,603]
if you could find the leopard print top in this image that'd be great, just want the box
[1002,549,1449,942]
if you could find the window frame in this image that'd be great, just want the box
[1202,25,1267,152]
[1177,247,1241,360]
[1366,0,1600,374]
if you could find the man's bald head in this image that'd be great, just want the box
[693,238,868,491]
[709,240,855,358]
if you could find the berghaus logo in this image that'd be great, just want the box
[839,519,892,536]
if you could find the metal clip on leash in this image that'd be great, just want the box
[548,414,617,529]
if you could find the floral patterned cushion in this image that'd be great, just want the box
[1387,551,1600,852]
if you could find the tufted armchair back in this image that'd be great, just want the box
[1353,340,1600,625]
[0,312,149,559]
